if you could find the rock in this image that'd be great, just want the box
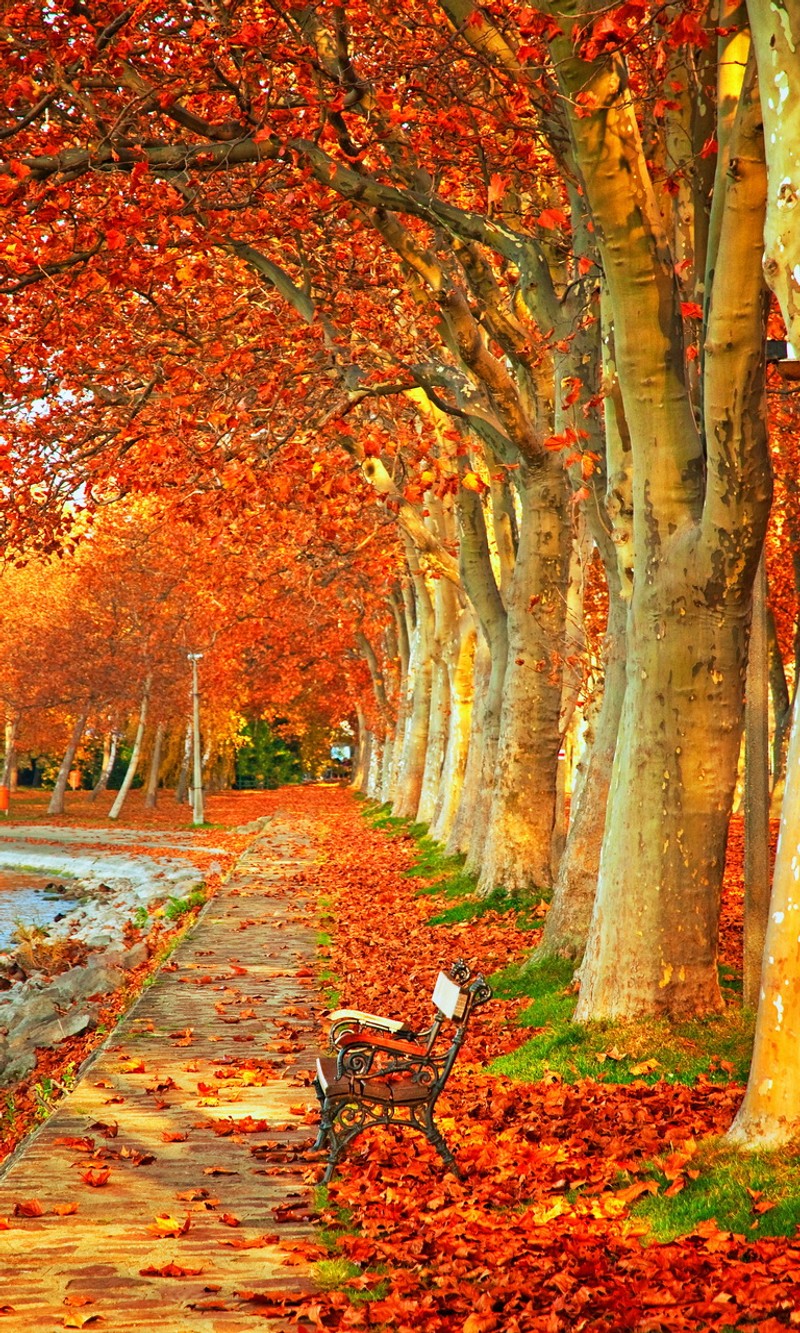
[51,964,123,1007]
[8,1006,91,1055]
[118,942,148,970]
[82,932,115,950]
[7,993,58,1032]
[0,1049,36,1086]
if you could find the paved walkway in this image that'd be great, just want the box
[0,819,322,1330]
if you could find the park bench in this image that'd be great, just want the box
[312,961,492,1183]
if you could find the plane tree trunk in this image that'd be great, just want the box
[47,708,90,817]
[478,460,571,896]
[539,12,771,1021]
[109,677,152,821]
[725,2,800,1147]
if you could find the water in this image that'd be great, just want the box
[0,871,79,953]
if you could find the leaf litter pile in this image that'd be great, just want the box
[290,789,800,1333]
[0,786,796,1330]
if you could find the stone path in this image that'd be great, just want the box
[0,819,323,1330]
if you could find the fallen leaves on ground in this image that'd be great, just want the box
[280,789,796,1333]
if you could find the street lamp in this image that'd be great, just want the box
[187,653,204,826]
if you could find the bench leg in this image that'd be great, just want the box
[318,1100,368,1183]
[315,1095,461,1182]
[422,1107,460,1177]
[312,1072,334,1154]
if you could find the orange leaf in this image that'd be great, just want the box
[52,1203,79,1216]
[13,1200,44,1217]
[148,1213,191,1237]
[139,1262,203,1277]
[614,1180,659,1204]
[80,1169,111,1188]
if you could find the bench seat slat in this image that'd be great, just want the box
[316,1058,429,1106]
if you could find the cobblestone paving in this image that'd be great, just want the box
[0,819,323,1330]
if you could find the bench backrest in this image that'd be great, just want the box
[432,970,469,1021]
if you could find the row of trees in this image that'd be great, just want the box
[0,496,382,814]
[2,0,800,1144]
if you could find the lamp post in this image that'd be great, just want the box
[187,653,204,826]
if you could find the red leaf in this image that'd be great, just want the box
[139,1262,203,1277]
[13,1200,44,1217]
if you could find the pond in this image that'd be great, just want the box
[0,870,79,953]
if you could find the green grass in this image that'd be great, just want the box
[371,814,551,928]
[313,1188,389,1304]
[631,1140,800,1241]
[163,887,206,920]
[400,836,466,882]
[361,802,428,842]
[427,884,548,929]
[488,956,754,1088]
[314,1259,389,1305]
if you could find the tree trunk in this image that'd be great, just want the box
[575,558,756,1020]
[1,717,18,788]
[768,604,792,811]
[746,0,800,355]
[379,732,394,802]
[175,720,191,804]
[417,652,449,825]
[109,677,151,821]
[431,613,477,845]
[351,704,370,793]
[722,2,800,1148]
[539,584,627,960]
[447,634,491,856]
[367,733,383,799]
[144,719,165,810]
[727,676,800,1148]
[551,515,592,877]
[744,555,771,1006]
[47,708,89,816]
[477,462,571,896]
[464,643,506,873]
[388,586,412,800]
[540,21,770,1021]
[451,471,508,865]
[417,575,459,825]
[392,548,434,820]
[91,730,118,800]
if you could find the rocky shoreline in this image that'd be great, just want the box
[0,850,210,1087]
